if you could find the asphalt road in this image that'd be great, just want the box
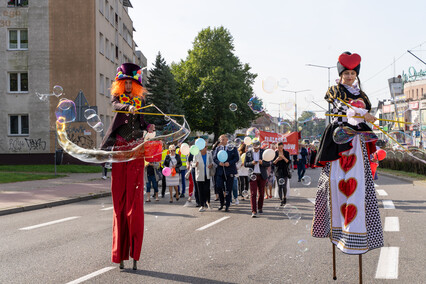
[0,168,425,284]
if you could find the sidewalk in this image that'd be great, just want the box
[0,173,111,216]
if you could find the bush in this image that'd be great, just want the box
[379,148,426,175]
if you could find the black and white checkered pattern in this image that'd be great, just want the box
[311,136,384,254]
[330,99,348,125]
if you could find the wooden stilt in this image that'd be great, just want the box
[332,244,337,280]
[359,254,363,284]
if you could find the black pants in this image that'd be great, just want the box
[216,173,234,208]
[277,176,288,201]
[197,179,210,207]
[238,176,249,196]
[161,169,167,196]
[102,166,108,177]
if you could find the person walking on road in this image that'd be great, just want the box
[244,139,271,217]
[194,145,214,211]
[100,63,148,270]
[163,144,182,203]
[273,142,290,206]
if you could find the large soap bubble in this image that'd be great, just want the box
[55,99,76,123]
[247,96,264,114]
[246,127,260,138]
[262,77,277,94]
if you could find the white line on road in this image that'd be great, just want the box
[382,200,395,209]
[19,216,81,231]
[196,216,230,231]
[100,206,113,211]
[376,189,388,196]
[375,247,399,279]
[307,198,315,204]
[66,266,116,284]
[384,217,400,232]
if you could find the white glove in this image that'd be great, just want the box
[347,107,368,126]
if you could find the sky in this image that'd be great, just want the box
[129,0,426,120]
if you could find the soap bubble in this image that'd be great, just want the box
[92,122,104,133]
[301,176,311,186]
[278,78,289,89]
[53,85,64,97]
[55,99,76,123]
[333,126,378,144]
[247,96,264,114]
[229,103,238,112]
[262,77,277,93]
[297,239,308,253]
[234,138,242,146]
[227,143,235,151]
[248,168,254,175]
[246,127,260,138]
[250,174,257,181]
[86,113,101,128]
[84,109,97,119]
[242,190,249,198]
[278,178,286,185]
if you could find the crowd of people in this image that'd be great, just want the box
[136,134,319,218]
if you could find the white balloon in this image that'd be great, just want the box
[262,149,275,162]
[243,136,252,145]
[180,143,190,155]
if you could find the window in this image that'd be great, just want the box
[109,6,114,24]
[9,114,29,135]
[100,74,105,94]
[8,29,28,50]
[99,33,104,54]
[7,0,28,7]
[8,72,28,92]
[105,38,110,59]
[110,42,114,61]
[105,77,110,96]
[105,0,109,20]
[99,0,104,14]
[115,46,118,59]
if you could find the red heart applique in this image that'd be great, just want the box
[340,204,357,227]
[338,178,357,198]
[339,154,357,173]
[349,99,366,109]
[339,53,361,70]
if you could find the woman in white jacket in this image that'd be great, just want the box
[194,145,214,212]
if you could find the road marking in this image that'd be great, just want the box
[375,247,399,279]
[19,216,81,231]
[376,189,388,196]
[196,216,230,231]
[66,266,116,284]
[307,198,315,204]
[100,206,113,211]
[384,217,400,232]
[382,200,395,209]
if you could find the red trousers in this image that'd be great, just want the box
[111,158,145,263]
[188,172,194,197]
[249,173,266,213]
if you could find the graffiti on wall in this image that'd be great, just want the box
[6,137,47,152]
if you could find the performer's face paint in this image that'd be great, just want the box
[341,70,357,86]
[124,79,133,94]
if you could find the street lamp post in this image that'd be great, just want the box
[281,89,310,132]
[306,64,337,126]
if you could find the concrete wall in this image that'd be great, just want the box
[0,0,50,155]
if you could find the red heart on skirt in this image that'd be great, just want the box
[339,154,356,173]
[338,178,357,198]
[340,204,357,227]
[339,53,361,70]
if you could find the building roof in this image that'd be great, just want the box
[123,0,133,8]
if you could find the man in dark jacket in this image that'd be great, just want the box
[296,144,308,182]
[213,134,239,212]
[244,139,271,217]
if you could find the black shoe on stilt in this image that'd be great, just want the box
[133,260,137,270]
[119,261,124,269]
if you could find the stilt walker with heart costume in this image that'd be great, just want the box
[312,52,384,283]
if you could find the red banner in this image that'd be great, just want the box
[258,131,299,155]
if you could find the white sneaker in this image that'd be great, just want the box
[199,207,205,212]
[235,199,239,205]
[102,176,107,180]
[251,212,257,218]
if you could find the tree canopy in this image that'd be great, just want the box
[171,26,258,141]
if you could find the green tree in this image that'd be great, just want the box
[145,52,182,125]
[172,26,258,141]
[298,111,325,139]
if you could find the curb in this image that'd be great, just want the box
[0,192,111,217]
[378,171,426,186]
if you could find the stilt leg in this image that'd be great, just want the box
[332,244,337,280]
[359,254,363,284]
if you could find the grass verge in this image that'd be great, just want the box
[0,164,102,173]
[0,172,67,184]
[378,168,426,181]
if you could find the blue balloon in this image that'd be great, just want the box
[217,150,228,163]
[195,138,206,150]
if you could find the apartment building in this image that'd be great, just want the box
[0,0,146,163]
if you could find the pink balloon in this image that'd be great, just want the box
[162,167,171,177]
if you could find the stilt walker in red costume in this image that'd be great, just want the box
[100,63,147,270]
[312,52,384,283]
